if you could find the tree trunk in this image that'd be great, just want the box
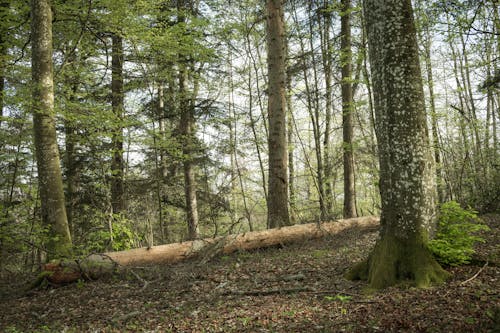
[40,216,379,284]
[320,0,334,218]
[111,33,125,214]
[266,0,290,228]
[179,64,199,240]
[286,71,296,222]
[31,0,72,258]
[347,0,449,289]
[0,0,8,128]
[341,0,358,219]
[64,84,78,235]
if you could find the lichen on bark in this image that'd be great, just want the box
[347,0,450,289]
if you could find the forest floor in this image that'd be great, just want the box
[0,215,499,333]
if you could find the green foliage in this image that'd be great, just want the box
[428,201,490,266]
[324,294,352,302]
[85,214,140,253]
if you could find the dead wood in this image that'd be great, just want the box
[104,216,379,266]
[37,216,379,285]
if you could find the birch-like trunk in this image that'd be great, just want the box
[31,0,72,258]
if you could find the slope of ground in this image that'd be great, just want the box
[0,215,498,332]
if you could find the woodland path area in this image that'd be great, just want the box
[0,215,498,333]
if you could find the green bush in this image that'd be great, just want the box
[428,201,490,266]
[85,214,139,253]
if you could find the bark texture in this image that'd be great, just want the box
[0,0,8,127]
[31,0,72,257]
[111,33,125,214]
[341,0,357,218]
[347,0,449,289]
[266,0,290,228]
[103,216,378,266]
[40,216,379,284]
[179,67,199,240]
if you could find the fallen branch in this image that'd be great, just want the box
[460,261,488,285]
[223,286,314,296]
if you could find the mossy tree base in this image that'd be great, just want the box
[346,234,451,289]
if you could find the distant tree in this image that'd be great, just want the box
[341,0,357,218]
[347,0,449,288]
[178,0,200,240]
[111,32,125,214]
[0,0,6,127]
[31,0,72,257]
[266,0,290,228]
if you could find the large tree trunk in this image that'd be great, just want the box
[111,33,125,214]
[266,0,290,228]
[31,0,72,258]
[40,216,380,284]
[103,216,379,266]
[341,0,357,219]
[347,0,449,289]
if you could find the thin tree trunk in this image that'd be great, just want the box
[0,0,6,129]
[243,19,268,205]
[415,0,444,203]
[286,73,296,223]
[266,0,290,228]
[291,1,326,220]
[446,13,475,202]
[306,1,327,220]
[179,64,199,240]
[247,68,268,203]
[341,0,357,218]
[154,83,166,243]
[31,0,72,258]
[228,77,254,230]
[320,0,334,218]
[64,84,78,235]
[111,33,125,214]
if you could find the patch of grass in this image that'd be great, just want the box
[324,294,352,302]
[312,249,330,258]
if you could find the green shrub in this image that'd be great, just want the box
[428,201,490,266]
[85,214,139,253]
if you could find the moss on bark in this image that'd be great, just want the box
[346,233,450,289]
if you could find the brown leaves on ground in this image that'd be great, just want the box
[0,215,498,332]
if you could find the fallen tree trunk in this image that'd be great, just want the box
[41,216,379,284]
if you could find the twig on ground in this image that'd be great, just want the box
[460,261,488,285]
[127,268,150,291]
[223,286,314,296]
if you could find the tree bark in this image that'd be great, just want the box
[111,33,125,214]
[31,0,72,258]
[341,0,358,219]
[347,0,449,289]
[179,62,199,240]
[39,216,379,285]
[0,0,8,128]
[321,6,334,219]
[266,0,290,228]
[40,216,379,284]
